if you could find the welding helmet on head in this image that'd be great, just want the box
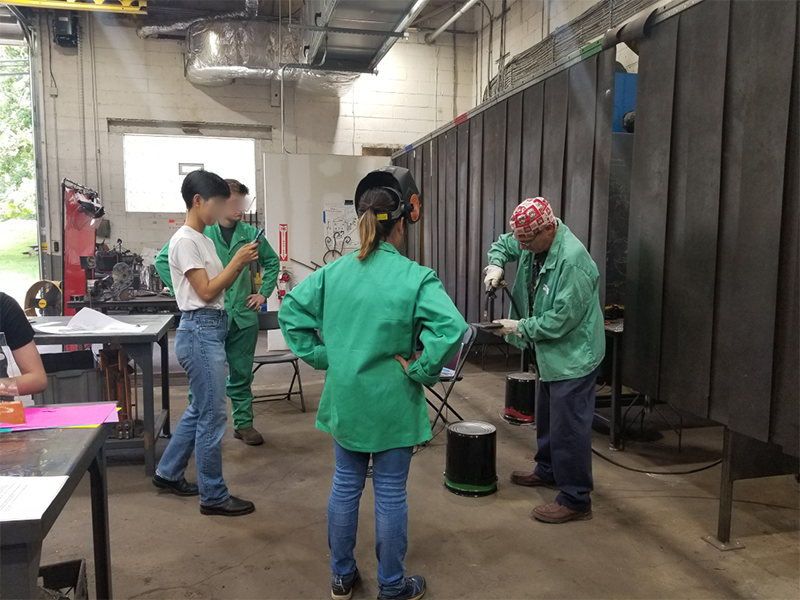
[354,166,421,225]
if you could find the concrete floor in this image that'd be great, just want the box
[40,358,799,599]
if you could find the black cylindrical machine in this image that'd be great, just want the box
[444,421,498,497]
[504,372,537,424]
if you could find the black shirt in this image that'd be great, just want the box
[0,292,34,351]
[219,224,236,247]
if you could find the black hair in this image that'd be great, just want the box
[181,169,230,210]
[357,187,401,260]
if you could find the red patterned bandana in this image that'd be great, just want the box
[509,197,555,235]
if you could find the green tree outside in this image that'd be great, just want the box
[0,44,35,221]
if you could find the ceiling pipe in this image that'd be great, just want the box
[425,0,480,45]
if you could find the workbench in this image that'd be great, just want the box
[67,295,178,315]
[31,315,174,476]
[595,319,626,449]
[0,425,112,599]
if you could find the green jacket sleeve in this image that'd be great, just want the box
[487,232,523,267]
[154,243,174,296]
[257,239,280,299]
[518,265,594,342]
[406,272,469,386]
[278,269,328,370]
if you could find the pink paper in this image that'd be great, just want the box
[0,403,119,432]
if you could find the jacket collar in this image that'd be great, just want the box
[541,219,567,273]
[378,241,400,254]
[210,221,249,247]
[354,241,400,255]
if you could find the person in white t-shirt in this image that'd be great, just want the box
[153,169,260,517]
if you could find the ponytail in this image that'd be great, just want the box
[357,209,381,260]
[356,188,399,261]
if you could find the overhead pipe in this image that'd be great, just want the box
[425,0,480,45]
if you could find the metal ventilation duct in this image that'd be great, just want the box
[137,0,258,38]
[185,20,359,94]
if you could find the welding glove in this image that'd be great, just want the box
[484,265,506,291]
[493,319,522,337]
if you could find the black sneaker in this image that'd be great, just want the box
[378,575,426,600]
[331,568,360,600]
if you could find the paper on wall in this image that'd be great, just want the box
[324,203,359,254]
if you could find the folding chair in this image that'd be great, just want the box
[424,325,477,429]
[251,311,306,412]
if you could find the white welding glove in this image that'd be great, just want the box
[484,265,506,291]
[493,319,522,337]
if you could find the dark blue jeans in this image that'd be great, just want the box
[157,309,230,506]
[328,441,414,596]
[533,369,597,511]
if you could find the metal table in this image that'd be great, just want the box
[0,426,112,599]
[593,319,625,450]
[31,315,174,476]
[67,296,178,314]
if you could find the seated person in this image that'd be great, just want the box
[0,291,47,399]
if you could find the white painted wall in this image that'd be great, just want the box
[32,11,474,264]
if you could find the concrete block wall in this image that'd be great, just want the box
[33,11,474,258]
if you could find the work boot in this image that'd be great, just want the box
[234,426,264,446]
[331,568,360,600]
[531,501,592,524]
[510,469,553,487]
[152,474,199,497]
[378,575,426,600]
[200,495,255,517]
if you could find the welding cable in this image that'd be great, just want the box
[591,448,722,475]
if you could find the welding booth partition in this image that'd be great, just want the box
[622,0,799,458]
[393,48,617,326]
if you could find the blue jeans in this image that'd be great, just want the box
[534,369,597,511]
[328,441,414,596]
[157,309,230,506]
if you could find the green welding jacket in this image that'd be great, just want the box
[487,220,605,382]
[278,242,468,453]
[155,221,280,329]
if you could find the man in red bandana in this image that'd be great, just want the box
[485,197,605,524]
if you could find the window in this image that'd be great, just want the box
[123,135,256,212]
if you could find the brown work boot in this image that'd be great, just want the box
[510,470,553,487]
[234,426,264,446]
[532,501,592,524]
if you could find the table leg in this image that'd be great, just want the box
[89,441,113,599]
[609,334,623,450]
[159,334,171,437]
[716,427,734,544]
[125,343,156,476]
[0,542,41,599]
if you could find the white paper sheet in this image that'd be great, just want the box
[33,308,144,335]
[0,476,69,522]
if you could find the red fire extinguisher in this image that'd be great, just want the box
[277,268,291,304]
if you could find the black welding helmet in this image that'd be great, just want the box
[354,166,421,225]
